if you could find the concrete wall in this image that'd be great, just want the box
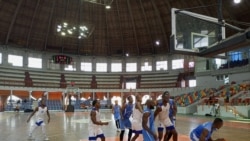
[196,70,250,88]
[177,105,197,114]
[196,76,224,88]
[195,105,250,118]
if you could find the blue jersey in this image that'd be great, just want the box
[142,108,155,141]
[169,99,174,117]
[191,122,215,141]
[122,103,133,119]
[113,104,120,120]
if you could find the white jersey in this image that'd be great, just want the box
[132,103,143,122]
[158,103,170,121]
[88,108,101,130]
[35,106,47,121]
[132,102,143,131]
[157,103,173,127]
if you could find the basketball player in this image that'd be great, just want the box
[131,95,144,141]
[112,100,121,132]
[120,95,134,141]
[27,99,50,140]
[158,95,177,141]
[154,91,178,141]
[190,118,225,141]
[142,99,157,141]
[88,99,109,141]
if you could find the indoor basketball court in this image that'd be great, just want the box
[0,111,249,141]
[0,0,250,141]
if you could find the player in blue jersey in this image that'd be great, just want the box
[155,91,178,141]
[142,99,157,141]
[120,95,134,141]
[155,96,177,140]
[88,99,109,141]
[190,118,225,141]
[112,100,121,132]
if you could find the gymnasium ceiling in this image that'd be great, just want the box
[0,0,249,57]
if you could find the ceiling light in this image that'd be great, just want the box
[234,0,241,4]
[155,40,160,46]
[105,5,111,9]
[56,22,94,39]
[83,0,114,6]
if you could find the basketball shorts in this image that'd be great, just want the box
[35,119,45,126]
[132,120,142,134]
[120,118,132,130]
[158,118,175,132]
[88,127,105,141]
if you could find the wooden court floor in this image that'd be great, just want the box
[0,111,249,141]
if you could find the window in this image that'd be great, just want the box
[189,80,196,87]
[215,58,227,69]
[81,62,92,72]
[126,82,136,89]
[172,59,184,69]
[141,62,152,71]
[96,63,107,72]
[47,59,60,70]
[229,51,242,61]
[8,54,23,67]
[65,64,76,71]
[189,61,195,68]
[111,63,122,72]
[156,61,167,71]
[28,57,42,68]
[126,63,137,72]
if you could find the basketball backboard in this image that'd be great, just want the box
[170,8,250,57]
[171,8,225,55]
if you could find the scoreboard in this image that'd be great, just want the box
[52,55,72,64]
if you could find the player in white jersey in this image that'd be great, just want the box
[88,99,109,141]
[131,95,144,141]
[27,99,50,141]
[154,91,178,141]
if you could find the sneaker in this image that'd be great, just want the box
[44,137,49,141]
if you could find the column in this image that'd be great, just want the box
[76,56,81,71]
[23,52,28,69]
[122,57,126,73]
[1,49,8,66]
[107,57,111,73]
[168,55,172,71]
[152,56,156,72]
[92,57,96,73]
[29,91,32,100]
[92,91,95,100]
[137,57,141,72]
